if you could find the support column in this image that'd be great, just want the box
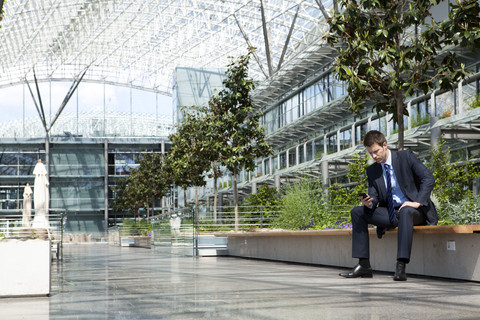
[104,140,109,235]
[296,146,300,166]
[351,124,356,147]
[458,82,463,114]
[386,112,391,136]
[252,182,257,194]
[304,142,308,161]
[321,158,329,190]
[430,91,441,147]
[274,175,281,191]
[337,129,341,153]
[45,135,50,174]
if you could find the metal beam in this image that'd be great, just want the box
[315,0,331,20]
[278,5,299,71]
[233,13,269,79]
[259,0,273,77]
[24,77,48,134]
[33,69,48,131]
[50,66,89,130]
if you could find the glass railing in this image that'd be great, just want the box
[0,209,67,259]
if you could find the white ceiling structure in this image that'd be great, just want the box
[0,0,332,97]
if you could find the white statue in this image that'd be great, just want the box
[22,183,33,227]
[32,159,50,228]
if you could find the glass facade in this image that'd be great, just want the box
[0,137,170,238]
[173,67,227,124]
[173,59,480,207]
[263,72,345,135]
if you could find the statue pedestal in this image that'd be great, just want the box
[0,239,51,297]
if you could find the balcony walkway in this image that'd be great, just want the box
[2,243,480,319]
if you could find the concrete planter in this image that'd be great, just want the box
[223,225,480,282]
[0,239,51,297]
[120,236,151,248]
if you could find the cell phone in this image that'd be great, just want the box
[358,192,368,198]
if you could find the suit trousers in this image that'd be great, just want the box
[350,205,427,262]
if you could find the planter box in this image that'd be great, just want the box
[223,225,480,282]
[0,239,51,297]
[120,236,151,248]
[196,235,228,256]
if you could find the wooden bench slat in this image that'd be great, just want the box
[217,224,480,237]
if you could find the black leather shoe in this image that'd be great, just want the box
[376,226,385,239]
[339,264,373,278]
[393,261,407,281]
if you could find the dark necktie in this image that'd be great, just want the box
[384,164,396,224]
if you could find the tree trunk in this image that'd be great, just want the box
[396,93,405,150]
[213,174,218,224]
[151,200,155,219]
[194,185,199,256]
[183,188,187,210]
[195,186,199,227]
[233,168,239,232]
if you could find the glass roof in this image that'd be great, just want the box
[0,0,332,96]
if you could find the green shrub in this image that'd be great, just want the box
[239,185,280,228]
[120,219,152,236]
[437,196,480,225]
[325,152,370,222]
[273,179,326,230]
[426,139,479,204]
[470,94,480,109]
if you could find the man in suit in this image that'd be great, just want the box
[339,130,438,281]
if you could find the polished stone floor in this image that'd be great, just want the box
[2,244,480,319]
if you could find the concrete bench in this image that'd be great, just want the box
[222,224,480,237]
[120,236,151,248]
[221,224,480,281]
[196,235,228,256]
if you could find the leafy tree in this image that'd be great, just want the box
[0,1,5,24]
[135,152,170,220]
[210,47,273,231]
[0,3,4,26]
[112,167,144,220]
[208,161,224,223]
[326,0,480,149]
[199,100,225,223]
[112,176,129,215]
[167,109,212,220]
[112,152,170,221]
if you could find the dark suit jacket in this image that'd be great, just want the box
[366,149,438,225]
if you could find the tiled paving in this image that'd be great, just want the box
[2,243,480,319]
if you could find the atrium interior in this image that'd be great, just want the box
[1,0,480,235]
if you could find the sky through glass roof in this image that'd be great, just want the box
[0,0,331,96]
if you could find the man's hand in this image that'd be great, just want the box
[399,201,421,210]
[359,194,373,207]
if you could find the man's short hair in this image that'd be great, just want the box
[363,130,386,147]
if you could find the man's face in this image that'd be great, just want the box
[365,142,389,163]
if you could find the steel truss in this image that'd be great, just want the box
[0,0,332,95]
